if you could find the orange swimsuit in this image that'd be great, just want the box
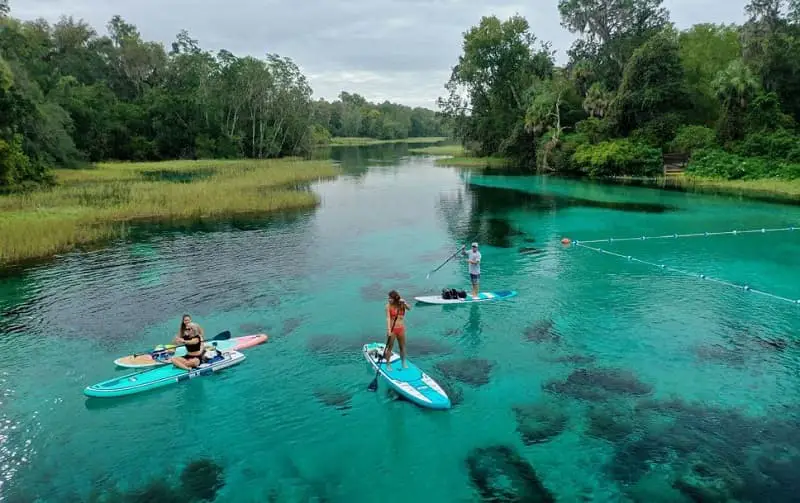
[388,306,405,336]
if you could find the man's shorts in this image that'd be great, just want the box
[470,273,480,285]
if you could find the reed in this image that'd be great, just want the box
[0,158,339,265]
[408,144,465,156]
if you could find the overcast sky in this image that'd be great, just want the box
[15,0,748,109]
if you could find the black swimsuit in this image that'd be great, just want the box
[182,333,203,362]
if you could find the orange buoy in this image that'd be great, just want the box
[561,237,571,245]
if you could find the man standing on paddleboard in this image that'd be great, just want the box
[462,242,481,298]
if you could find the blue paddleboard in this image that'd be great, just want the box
[413,289,518,304]
[363,342,451,410]
[84,350,245,398]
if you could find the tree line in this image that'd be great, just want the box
[0,4,447,190]
[438,0,800,181]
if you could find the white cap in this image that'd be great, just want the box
[471,242,478,248]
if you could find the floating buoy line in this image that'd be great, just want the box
[560,225,800,306]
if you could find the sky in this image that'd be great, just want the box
[14,0,749,110]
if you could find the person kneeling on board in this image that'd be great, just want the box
[383,290,411,370]
[171,324,205,370]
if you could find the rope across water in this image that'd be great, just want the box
[567,225,800,306]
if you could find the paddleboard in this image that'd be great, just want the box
[413,289,518,305]
[362,342,451,410]
[113,334,268,368]
[85,350,245,398]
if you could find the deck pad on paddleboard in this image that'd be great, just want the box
[413,289,518,305]
[363,342,450,410]
[113,334,267,368]
[86,350,245,398]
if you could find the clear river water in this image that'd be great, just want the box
[2,143,800,502]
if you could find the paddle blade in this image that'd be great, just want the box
[211,330,231,341]
[367,374,379,392]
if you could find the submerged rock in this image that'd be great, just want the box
[543,367,653,401]
[465,445,556,502]
[513,400,568,445]
[434,358,494,387]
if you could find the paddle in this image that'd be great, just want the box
[133,330,231,358]
[426,243,468,279]
[367,316,397,392]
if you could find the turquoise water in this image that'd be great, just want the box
[2,145,800,502]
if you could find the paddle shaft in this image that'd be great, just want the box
[133,330,230,358]
[426,237,477,279]
[368,314,398,391]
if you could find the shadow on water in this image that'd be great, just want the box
[436,179,677,248]
[312,141,444,179]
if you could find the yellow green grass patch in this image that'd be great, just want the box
[0,158,339,265]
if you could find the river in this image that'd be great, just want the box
[2,143,800,502]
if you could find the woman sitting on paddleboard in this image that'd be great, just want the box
[171,323,205,370]
[383,290,411,370]
[175,314,205,342]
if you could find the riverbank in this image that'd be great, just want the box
[0,158,339,266]
[606,173,800,205]
[408,144,511,169]
[327,136,448,147]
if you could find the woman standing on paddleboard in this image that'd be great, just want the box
[383,290,411,370]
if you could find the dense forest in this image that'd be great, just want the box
[438,0,800,181]
[0,2,446,190]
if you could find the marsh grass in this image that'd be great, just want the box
[668,175,800,202]
[0,158,339,265]
[408,144,465,156]
[407,143,512,170]
[435,156,511,169]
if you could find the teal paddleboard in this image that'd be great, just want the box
[363,342,451,410]
[84,350,245,398]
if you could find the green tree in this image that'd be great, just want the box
[438,14,555,160]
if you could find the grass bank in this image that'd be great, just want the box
[409,144,511,170]
[0,158,339,266]
[667,174,800,202]
[327,136,447,146]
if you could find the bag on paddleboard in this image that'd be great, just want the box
[441,288,468,300]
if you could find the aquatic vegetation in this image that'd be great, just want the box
[465,445,556,502]
[313,387,353,411]
[545,354,596,365]
[408,337,453,356]
[434,358,494,387]
[0,159,340,266]
[80,458,225,503]
[519,246,544,254]
[513,400,569,445]
[180,459,226,502]
[543,367,654,401]
[281,317,303,336]
[523,319,560,344]
[585,401,638,443]
[407,144,465,156]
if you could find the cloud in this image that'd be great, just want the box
[14,0,748,109]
